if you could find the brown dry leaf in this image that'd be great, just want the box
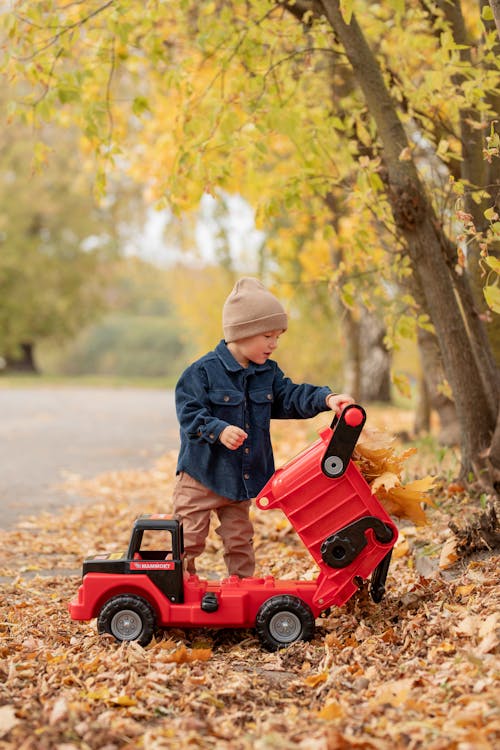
[440,537,459,569]
[164,645,213,663]
[48,696,68,726]
[0,706,19,738]
[370,678,415,708]
[1,414,499,750]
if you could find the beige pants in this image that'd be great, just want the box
[172,472,255,578]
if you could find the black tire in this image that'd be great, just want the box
[255,595,315,652]
[97,595,156,647]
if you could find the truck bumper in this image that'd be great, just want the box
[68,585,92,620]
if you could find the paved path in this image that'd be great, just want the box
[0,387,179,530]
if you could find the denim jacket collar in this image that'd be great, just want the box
[215,340,272,375]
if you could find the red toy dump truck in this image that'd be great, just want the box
[69,405,398,651]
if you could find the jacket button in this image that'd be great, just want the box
[209,433,215,440]
[244,473,250,480]
[244,447,249,454]
[224,395,230,402]
[267,393,272,400]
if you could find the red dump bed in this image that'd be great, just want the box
[256,423,398,610]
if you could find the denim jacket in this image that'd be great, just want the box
[175,340,332,501]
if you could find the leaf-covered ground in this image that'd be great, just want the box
[0,413,498,749]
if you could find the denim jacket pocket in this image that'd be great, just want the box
[248,388,273,429]
[208,388,245,424]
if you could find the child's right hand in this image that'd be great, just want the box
[220,425,248,450]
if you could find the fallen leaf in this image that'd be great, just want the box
[371,678,414,708]
[455,584,475,598]
[111,695,138,707]
[371,471,400,493]
[440,537,459,569]
[393,533,410,559]
[447,482,465,495]
[0,706,19,738]
[49,696,68,726]
[164,645,212,663]
[304,671,328,687]
[317,701,344,720]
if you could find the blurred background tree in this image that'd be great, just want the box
[46,257,193,378]
[0,110,119,371]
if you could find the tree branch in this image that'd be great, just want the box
[14,0,115,61]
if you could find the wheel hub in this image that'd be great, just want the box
[269,611,301,643]
[110,609,143,640]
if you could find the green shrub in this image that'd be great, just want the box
[55,315,193,377]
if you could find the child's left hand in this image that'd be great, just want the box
[326,393,355,416]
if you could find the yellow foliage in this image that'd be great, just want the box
[168,266,234,356]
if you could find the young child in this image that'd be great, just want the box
[173,277,354,578]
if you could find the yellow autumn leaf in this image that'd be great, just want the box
[403,477,437,494]
[304,671,328,687]
[455,584,475,598]
[355,427,436,523]
[111,695,137,707]
[85,689,110,701]
[317,700,344,720]
[382,486,429,526]
[392,535,410,559]
[371,471,400,493]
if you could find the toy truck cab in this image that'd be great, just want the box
[70,514,186,643]
[69,405,398,651]
[82,514,185,602]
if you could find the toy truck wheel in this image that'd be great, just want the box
[97,595,156,647]
[255,595,315,652]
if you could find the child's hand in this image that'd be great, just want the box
[220,425,248,450]
[326,393,355,416]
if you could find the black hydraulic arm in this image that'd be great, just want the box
[321,404,366,479]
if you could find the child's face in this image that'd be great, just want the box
[229,330,283,367]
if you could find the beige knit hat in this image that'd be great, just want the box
[223,277,288,343]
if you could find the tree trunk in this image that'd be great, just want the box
[341,308,391,403]
[438,0,500,372]
[324,187,392,404]
[488,412,500,494]
[5,342,39,373]
[416,327,460,446]
[342,309,362,402]
[359,311,391,402]
[402,229,461,443]
[319,0,498,479]
[414,370,431,436]
[489,0,500,39]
